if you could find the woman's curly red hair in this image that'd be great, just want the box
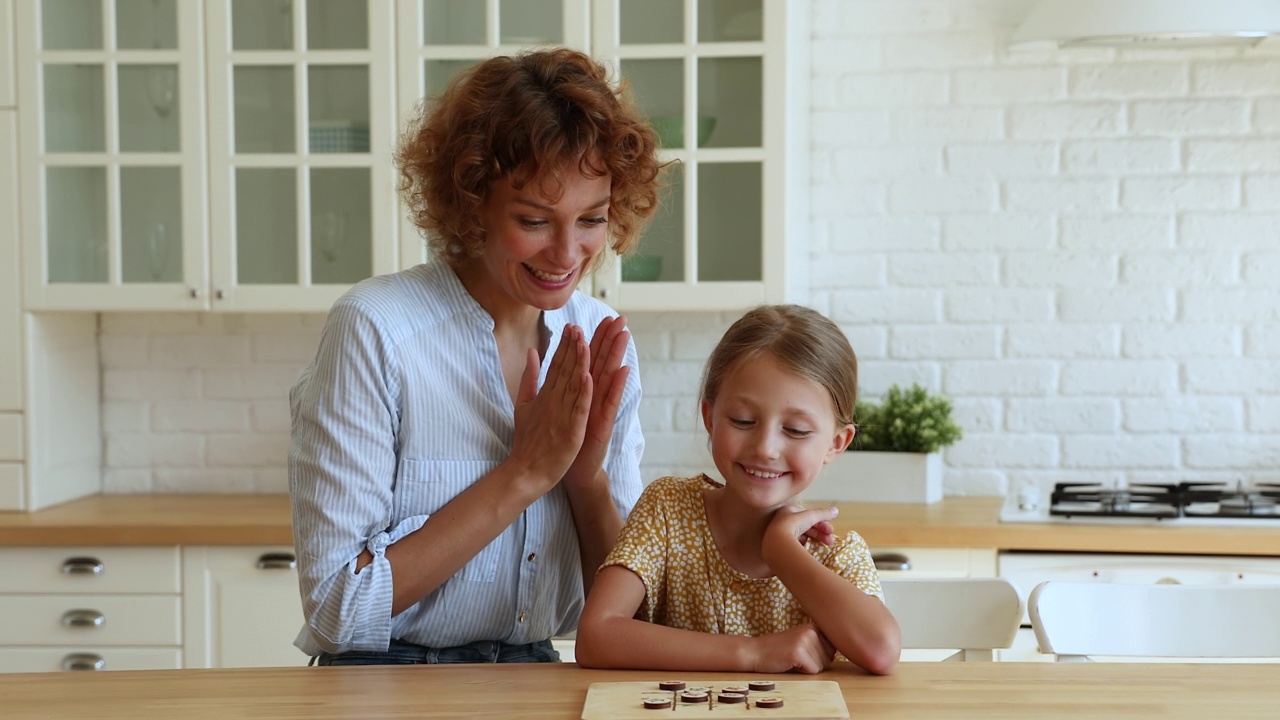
[396,48,663,266]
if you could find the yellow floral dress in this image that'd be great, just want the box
[600,475,884,637]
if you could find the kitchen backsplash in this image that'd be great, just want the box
[100,0,1279,495]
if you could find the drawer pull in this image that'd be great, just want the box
[872,552,912,572]
[61,653,105,671]
[61,610,106,628]
[61,557,105,575]
[256,552,297,570]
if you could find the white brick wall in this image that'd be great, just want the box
[805,0,1279,496]
[100,0,1280,497]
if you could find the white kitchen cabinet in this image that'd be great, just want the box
[0,546,184,673]
[15,0,398,312]
[0,108,23,511]
[0,110,21,412]
[588,0,809,310]
[16,0,805,314]
[0,0,13,106]
[183,546,309,669]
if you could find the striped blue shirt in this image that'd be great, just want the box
[288,261,644,655]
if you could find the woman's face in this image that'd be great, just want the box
[467,165,612,316]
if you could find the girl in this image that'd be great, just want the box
[576,305,901,675]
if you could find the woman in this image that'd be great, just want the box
[288,47,662,665]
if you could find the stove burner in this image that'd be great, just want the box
[1048,482,1280,520]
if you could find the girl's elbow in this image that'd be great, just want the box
[860,644,899,676]
[848,630,901,676]
[572,619,606,668]
[865,629,902,675]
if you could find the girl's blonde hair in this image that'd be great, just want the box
[700,305,858,427]
[395,47,662,266]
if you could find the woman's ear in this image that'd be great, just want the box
[825,425,856,464]
[700,398,714,435]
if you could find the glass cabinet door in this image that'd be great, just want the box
[18,0,206,310]
[591,0,804,311]
[394,0,590,269]
[206,0,396,311]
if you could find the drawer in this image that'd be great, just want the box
[0,546,181,593]
[0,595,182,646]
[0,647,183,673]
[871,547,997,578]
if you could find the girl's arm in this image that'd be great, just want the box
[575,566,834,674]
[763,507,902,675]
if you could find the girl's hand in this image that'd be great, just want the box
[749,624,836,674]
[562,316,632,491]
[763,505,840,564]
[508,324,592,491]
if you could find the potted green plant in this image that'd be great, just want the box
[815,384,963,504]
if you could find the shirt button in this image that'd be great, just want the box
[527,552,537,562]
[518,612,527,623]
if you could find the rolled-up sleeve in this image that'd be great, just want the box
[289,298,409,654]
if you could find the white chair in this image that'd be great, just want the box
[880,578,1023,661]
[1029,581,1280,662]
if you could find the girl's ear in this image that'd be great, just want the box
[825,424,856,464]
[700,398,714,434]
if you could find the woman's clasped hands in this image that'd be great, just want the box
[509,316,632,495]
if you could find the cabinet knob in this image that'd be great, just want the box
[256,552,297,570]
[61,609,106,628]
[61,653,105,671]
[872,552,912,572]
[189,287,201,299]
[215,289,226,300]
[60,557,104,575]
[596,288,610,299]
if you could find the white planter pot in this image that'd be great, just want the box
[809,451,943,504]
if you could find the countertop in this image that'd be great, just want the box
[2,493,1280,555]
[0,661,1276,719]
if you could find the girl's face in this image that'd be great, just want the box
[464,165,612,317]
[701,352,855,512]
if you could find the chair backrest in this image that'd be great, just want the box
[1029,581,1280,661]
[880,578,1023,662]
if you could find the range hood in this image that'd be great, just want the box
[1011,0,1280,48]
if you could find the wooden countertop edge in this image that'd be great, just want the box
[0,526,296,546]
[2,493,1279,555]
[0,494,297,547]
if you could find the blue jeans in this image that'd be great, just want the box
[315,638,561,666]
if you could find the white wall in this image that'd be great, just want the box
[100,0,1280,497]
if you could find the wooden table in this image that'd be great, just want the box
[0,662,1275,719]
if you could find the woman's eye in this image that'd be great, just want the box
[580,216,607,226]
[729,418,753,428]
[519,218,547,229]
[785,427,813,438]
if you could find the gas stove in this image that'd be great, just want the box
[1000,481,1280,526]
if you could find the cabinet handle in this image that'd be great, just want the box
[61,557,105,575]
[61,609,106,628]
[189,287,201,299]
[61,653,105,671]
[215,289,225,300]
[256,552,297,570]
[596,288,610,299]
[872,552,912,572]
